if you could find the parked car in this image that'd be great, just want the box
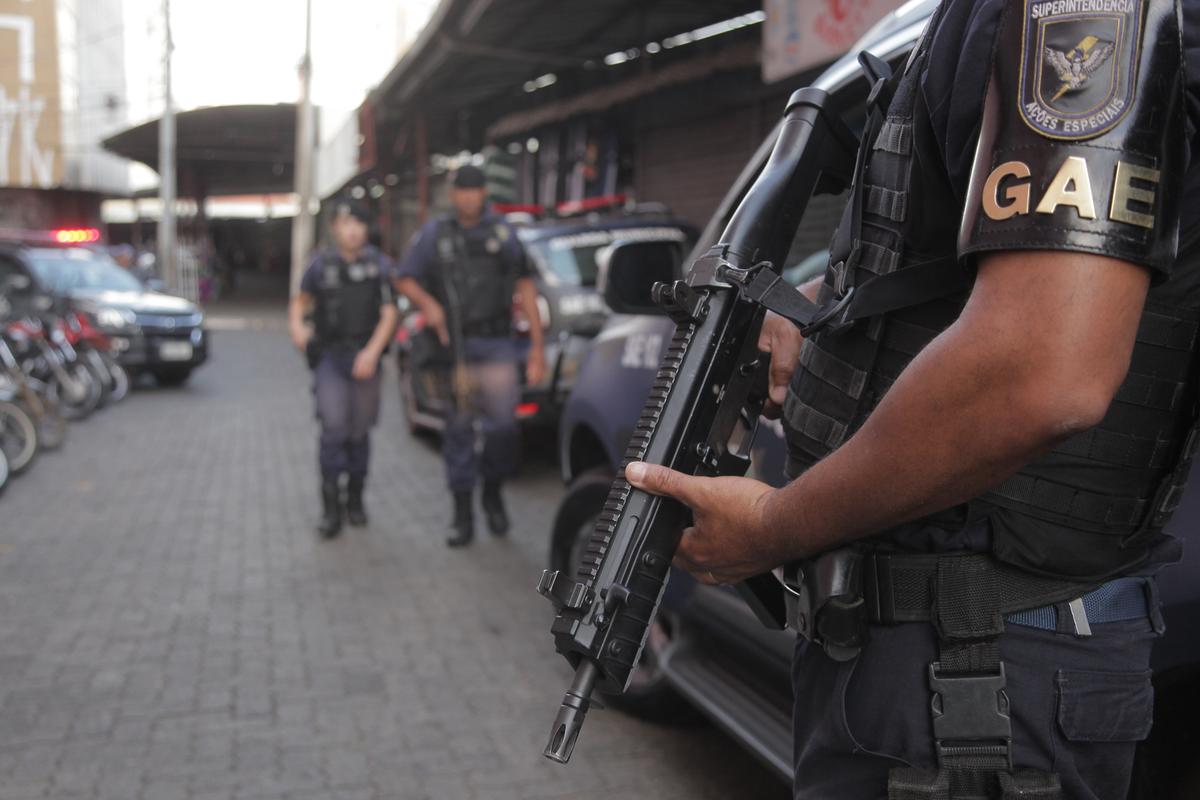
[547,3,1200,796]
[0,236,208,387]
[395,208,695,434]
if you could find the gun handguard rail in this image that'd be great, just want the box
[537,87,859,764]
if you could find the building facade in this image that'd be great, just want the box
[0,0,130,231]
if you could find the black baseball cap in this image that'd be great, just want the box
[332,198,371,224]
[452,165,487,189]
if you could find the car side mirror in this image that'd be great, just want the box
[596,239,683,315]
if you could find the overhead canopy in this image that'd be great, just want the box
[102,104,297,196]
[371,0,762,152]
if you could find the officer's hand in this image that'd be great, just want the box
[625,461,784,586]
[423,302,450,347]
[352,349,380,381]
[757,311,805,419]
[526,347,547,386]
[290,326,311,353]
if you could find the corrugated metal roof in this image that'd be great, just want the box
[371,0,761,149]
[101,105,297,196]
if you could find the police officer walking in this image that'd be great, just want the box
[394,165,545,547]
[289,200,398,539]
[623,1,1198,798]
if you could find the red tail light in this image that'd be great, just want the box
[53,228,101,244]
[516,402,540,418]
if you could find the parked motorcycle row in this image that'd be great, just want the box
[0,294,129,496]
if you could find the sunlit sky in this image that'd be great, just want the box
[122,0,437,133]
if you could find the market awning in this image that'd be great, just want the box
[370,0,762,153]
[101,104,298,196]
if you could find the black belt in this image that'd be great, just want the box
[861,551,1104,632]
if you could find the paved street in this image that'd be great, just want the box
[0,312,789,800]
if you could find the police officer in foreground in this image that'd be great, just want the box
[289,201,398,539]
[394,165,545,548]
[625,1,1198,798]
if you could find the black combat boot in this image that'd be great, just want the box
[481,480,510,537]
[317,480,342,539]
[346,476,368,527]
[447,491,474,548]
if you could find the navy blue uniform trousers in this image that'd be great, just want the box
[440,337,521,492]
[792,611,1160,799]
[314,348,381,481]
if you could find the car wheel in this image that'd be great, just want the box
[550,466,696,723]
[153,366,192,387]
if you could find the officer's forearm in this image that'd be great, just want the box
[363,305,398,358]
[394,277,439,315]
[516,278,544,348]
[288,294,311,340]
[758,250,1149,558]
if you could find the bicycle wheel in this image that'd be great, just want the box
[0,400,38,474]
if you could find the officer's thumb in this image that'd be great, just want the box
[625,462,695,504]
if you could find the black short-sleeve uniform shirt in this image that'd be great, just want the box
[922,0,1199,270]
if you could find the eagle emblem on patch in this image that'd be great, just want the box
[1019,0,1144,140]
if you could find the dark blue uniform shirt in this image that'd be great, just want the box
[394,213,530,283]
[299,244,395,303]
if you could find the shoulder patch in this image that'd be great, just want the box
[1019,0,1144,140]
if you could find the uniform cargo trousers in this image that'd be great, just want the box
[438,337,520,493]
[314,348,381,481]
[791,605,1161,800]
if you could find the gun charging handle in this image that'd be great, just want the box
[543,659,599,763]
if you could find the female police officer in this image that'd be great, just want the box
[289,200,398,539]
[625,0,1198,797]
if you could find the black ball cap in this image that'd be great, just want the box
[332,199,371,224]
[452,165,487,189]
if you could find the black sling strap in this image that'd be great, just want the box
[725,252,966,337]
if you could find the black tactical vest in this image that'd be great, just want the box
[782,29,1200,582]
[432,219,519,338]
[313,252,385,349]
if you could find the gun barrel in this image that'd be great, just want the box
[543,659,600,763]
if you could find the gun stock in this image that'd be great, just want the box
[537,88,858,763]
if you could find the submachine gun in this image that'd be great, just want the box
[536,87,861,763]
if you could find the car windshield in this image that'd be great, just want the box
[27,249,143,294]
[524,226,689,287]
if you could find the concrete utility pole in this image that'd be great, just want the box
[289,0,317,298]
[158,0,177,293]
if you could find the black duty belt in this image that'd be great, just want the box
[862,551,1155,635]
[863,551,1103,632]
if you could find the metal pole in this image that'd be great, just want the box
[158,0,177,293]
[289,0,316,298]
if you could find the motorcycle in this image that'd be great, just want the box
[0,330,66,452]
[59,309,130,406]
[6,316,102,421]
